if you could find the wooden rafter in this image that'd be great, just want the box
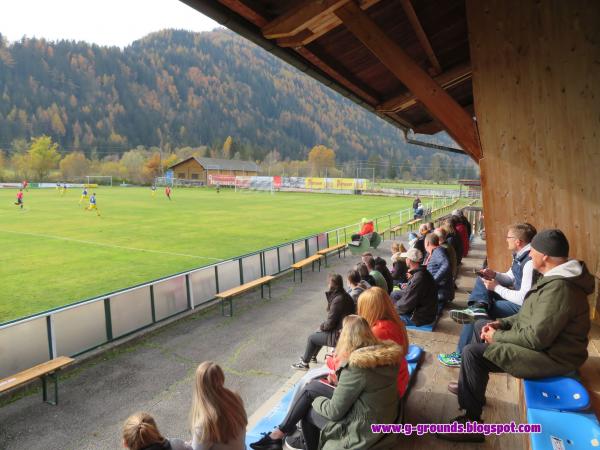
[216,0,379,106]
[263,0,381,43]
[377,63,472,113]
[217,0,268,27]
[262,0,350,39]
[295,47,380,105]
[400,0,441,75]
[335,1,481,160]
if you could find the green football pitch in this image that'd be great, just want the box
[0,187,428,323]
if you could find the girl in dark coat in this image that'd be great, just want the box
[291,274,355,370]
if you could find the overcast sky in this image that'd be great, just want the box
[0,0,221,47]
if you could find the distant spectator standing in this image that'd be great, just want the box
[412,197,421,216]
[165,185,172,200]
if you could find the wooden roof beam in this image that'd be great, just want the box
[335,1,481,160]
[263,0,382,42]
[262,0,350,39]
[377,63,472,113]
[400,0,442,75]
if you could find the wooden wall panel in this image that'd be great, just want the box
[467,0,600,319]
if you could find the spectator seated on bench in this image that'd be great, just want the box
[346,269,368,305]
[291,274,355,371]
[392,248,437,329]
[356,262,376,288]
[437,229,594,443]
[362,255,388,292]
[390,242,408,285]
[424,233,454,309]
[189,361,247,450]
[440,223,537,369]
[251,316,402,450]
[349,218,374,246]
[122,412,190,450]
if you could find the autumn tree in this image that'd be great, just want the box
[308,145,335,176]
[222,136,233,159]
[142,152,162,183]
[120,149,147,184]
[59,152,90,179]
[28,135,61,181]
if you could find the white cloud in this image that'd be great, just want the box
[0,0,220,47]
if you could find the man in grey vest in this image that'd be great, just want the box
[438,223,537,368]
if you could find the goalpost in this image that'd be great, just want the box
[85,175,113,187]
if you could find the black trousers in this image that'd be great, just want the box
[302,331,330,363]
[302,406,329,450]
[278,379,333,434]
[458,319,504,419]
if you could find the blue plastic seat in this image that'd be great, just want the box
[405,320,436,332]
[527,408,600,450]
[524,376,590,411]
[405,344,423,363]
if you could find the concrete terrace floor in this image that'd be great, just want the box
[0,238,527,450]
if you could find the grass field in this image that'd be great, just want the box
[378,181,461,190]
[0,187,429,322]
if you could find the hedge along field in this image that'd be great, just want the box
[0,187,419,322]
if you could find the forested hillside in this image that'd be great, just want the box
[0,28,476,177]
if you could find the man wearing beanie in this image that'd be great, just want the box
[438,229,594,443]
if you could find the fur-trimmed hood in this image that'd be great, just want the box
[348,341,403,369]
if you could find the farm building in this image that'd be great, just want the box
[168,156,259,182]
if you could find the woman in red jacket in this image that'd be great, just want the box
[357,287,410,397]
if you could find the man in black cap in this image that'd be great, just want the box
[438,229,594,442]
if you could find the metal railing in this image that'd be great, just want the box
[0,197,457,379]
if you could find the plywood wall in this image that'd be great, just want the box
[466,0,600,319]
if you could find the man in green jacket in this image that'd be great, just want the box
[438,229,594,442]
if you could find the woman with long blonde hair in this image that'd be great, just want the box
[308,315,402,450]
[250,316,384,450]
[357,287,410,397]
[189,361,246,450]
[122,412,189,450]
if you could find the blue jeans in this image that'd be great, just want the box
[456,300,521,353]
[468,276,502,307]
[400,314,416,326]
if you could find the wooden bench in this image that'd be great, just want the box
[0,356,74,405]
[316,243,347,266]
[406,218,422,231]
[216,275,275,316]
[389,224,403,240]
[291,254,323,282]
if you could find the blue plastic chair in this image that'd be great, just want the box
[527,408,600,450]
[524,376,590,411]
[406,344,423,363]
[405,320,436,332]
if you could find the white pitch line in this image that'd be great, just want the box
[0,229,223,261]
